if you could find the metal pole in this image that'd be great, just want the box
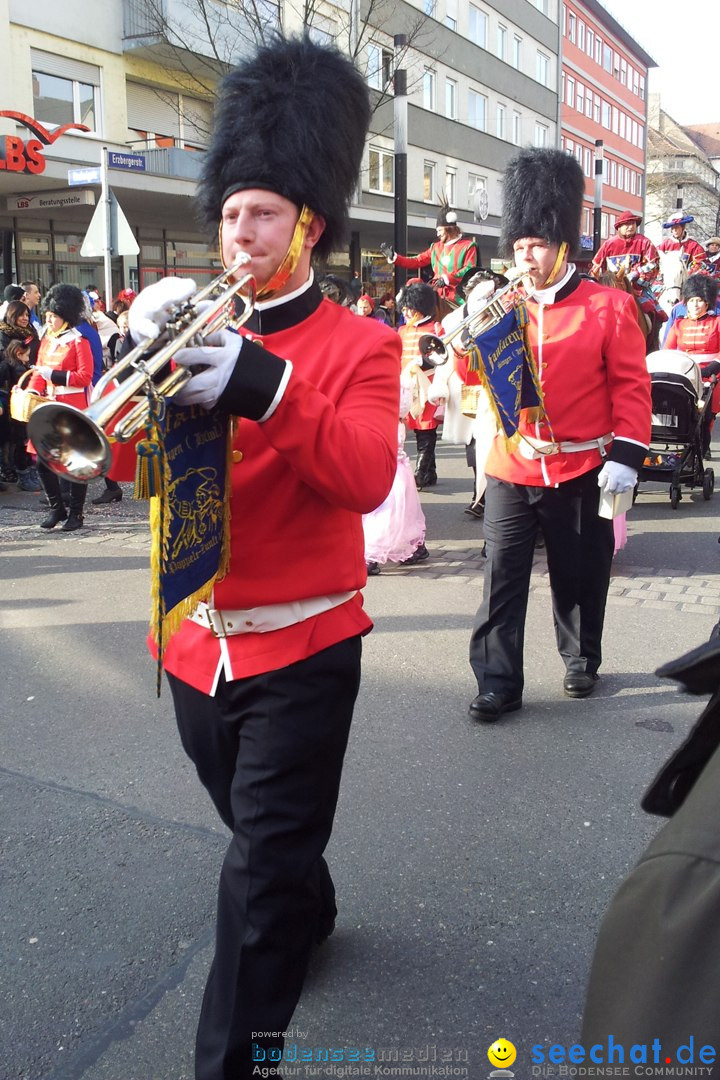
[101,146,113,307]
[593,139,604,255]
[394,34,408,296]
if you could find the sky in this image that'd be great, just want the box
[598,0,718,126]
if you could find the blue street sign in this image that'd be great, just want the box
[68,167,102,186]
[107,151,146,172]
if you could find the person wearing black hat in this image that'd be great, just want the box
[28,284,94,530]
[397,280,443,489]
[125,33,400,1080]
[467,148,651,723]
[382,197,479,305]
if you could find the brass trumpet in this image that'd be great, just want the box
[419,272,529,365]
[28,255,256,482]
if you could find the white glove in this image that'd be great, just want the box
[172,328,243,410]
[597,460,637,493]
[35,366,53,381]
[128,277,196,343]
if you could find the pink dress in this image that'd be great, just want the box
[363,423,426,564]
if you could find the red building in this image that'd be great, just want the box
[560,1,656,256]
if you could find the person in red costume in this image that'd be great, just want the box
[591,210,659,288]
[28,284,94,531]
[398,280,443,489]
[658,211,706,272]
[664,273,720,447]
[123,36,399,1080]
[382,199,478,305]
[467,148,651,722]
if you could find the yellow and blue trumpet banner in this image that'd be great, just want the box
[147,401,233,673]
[469,305,544,441]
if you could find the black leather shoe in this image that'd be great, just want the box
[468,691,522,722]
[563,672,599,698]
[92,487,122,504]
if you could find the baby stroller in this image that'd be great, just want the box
[637,350,715,509]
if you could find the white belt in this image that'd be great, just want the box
[519,433,613,460]
[57,386,87,395]
[189,591,357,637]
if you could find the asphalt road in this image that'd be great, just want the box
[1,444,718,1080]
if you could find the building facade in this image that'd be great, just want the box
[559,0,654,253]
[0,0,563,300]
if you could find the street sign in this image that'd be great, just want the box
[81,189,139,257]
[68,166,102,186]
[107,151,146,172]
[9,189,95,211]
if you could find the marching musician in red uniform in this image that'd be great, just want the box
[658,211,706,271]
[29,284,94,531]
[125,36,399,1080]
[398,280,443,488]
[468,148,651,722]
[383,199,478,305]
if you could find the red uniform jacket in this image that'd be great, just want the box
[658,235,706,272]
[485,270,651,487]
[157,283,401,694]
[592,233,659,286]
[664,314,720,357]
[399,317,443,430]
[28,327,93,406]
[395,235,478,302]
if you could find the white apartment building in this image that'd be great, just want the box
[0,0,560,296]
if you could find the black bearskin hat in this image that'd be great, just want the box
[42,284,86,327]
[499,148,585,258]
[399,281,438,318]
[198,34,370,261]
[683,273,718,308]
[437,194,458,228]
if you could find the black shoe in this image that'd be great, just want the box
[92,487,122,504]
[464,499,485,518]
[400,543,429,566]
[40,507,68,529]
[468,691,523,722]
[61,512,84,532]
[366,561,381,576]
[563,672,599,699]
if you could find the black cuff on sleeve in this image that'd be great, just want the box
[49,370,68,387]
[609,437,647,470]
[218,338,288,421]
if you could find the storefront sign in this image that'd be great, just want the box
[0,111,90,175]
[9,189,96,211]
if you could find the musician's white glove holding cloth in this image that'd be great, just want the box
[597,460,637,494]
[128,275,197,343]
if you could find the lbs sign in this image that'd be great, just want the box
[0,111,89,175]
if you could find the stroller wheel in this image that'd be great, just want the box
[670,485,682,510]
[703,469,715,501]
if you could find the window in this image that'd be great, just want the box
[496,103,506,140]
[513,35,522,69]
[578,21,585,51]
[619,112,625,140]
[639,75,646,100]
[631,171,636,195]
[620,58,627,85]
[469,6,487,47]
[612,106,619,134]
[423,69,436,110]
[602,100,611,128]
[126,82,212,149]
[468,89,487,130]
[533,0,549,13]
[603,43,613,72]
[445,167,457,206]
[610,160,617,187]
[632,69,640,96]
[601,212,609,239]
[536,51,549,86]
[497,24,506,61]
[445,15,457,29]
[585,89,593,118]
[445,78,457,119]
[586,28,594,58]
[445,0,458,30]
[584,147,592,177]
[424,0,436,14]
[568,11,576,43]
[565,138,574,156]
[512,110,522,145]
[566,76,575,109]
[595,36,602,65]
[368,147,394,193]
[423,161,436,202]
[468,173,487,210]
[594,96,600,123]
[534,122,548,147]
[576,82,584,115]
[31,50,101,133]
[367,43,393,90]
[637,173,643,197]
[638,124,644,149]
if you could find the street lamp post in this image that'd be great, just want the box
[393,34,408,296]
[593,139,604,255]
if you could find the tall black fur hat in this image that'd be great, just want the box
[198,34,370,261]
[499,148,585,258]
[399,281,438,318]
[683,273,718,308]
[42,284,85,327]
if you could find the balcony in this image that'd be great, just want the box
[141,146,205,181]
[122,0,278,73]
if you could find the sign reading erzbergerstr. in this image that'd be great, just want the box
[107,151,146,172]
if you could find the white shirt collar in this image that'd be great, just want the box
[529,263,575,305]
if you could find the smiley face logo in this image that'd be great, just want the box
[488,1039,517,1069]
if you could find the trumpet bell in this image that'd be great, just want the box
[29,402,113,483]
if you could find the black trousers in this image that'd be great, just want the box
[37,460,86,513]
[167,635,362,1080]
[469,469,614,698]
[414,428,437,484]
